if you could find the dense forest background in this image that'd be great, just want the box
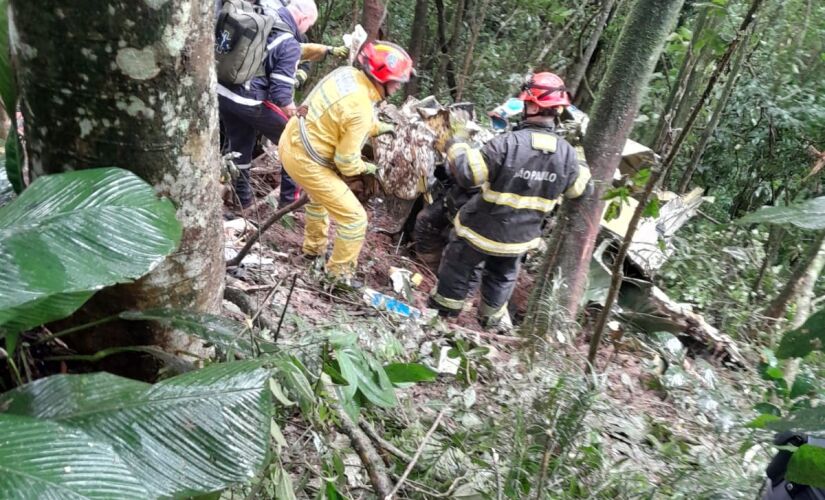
[1,0,825,498]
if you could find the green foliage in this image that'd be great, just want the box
[383,362,438,383]
[0,168,181,352]
[786,444,825,488]
[0,0,22,194]
[660,224,776,338]
[777,308,825,359]
[738,197,825,230]
[120,308,278,359]
[0,361,272,498]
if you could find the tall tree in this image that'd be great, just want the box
[362,0,386,40]
[648,6,713,153]
[676,30,753,193]
[9,0,224,358]
[565,0,618,97]
[455,0,492,101]
[763,232,825,324]
[405,0,430,97]
[527,0,685,331]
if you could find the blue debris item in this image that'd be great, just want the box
[487,98,525,131]
[363,288,422,320]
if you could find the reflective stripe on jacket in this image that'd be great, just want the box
[447,122,591,256]
[283,66,380,176]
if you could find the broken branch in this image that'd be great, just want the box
[385,406,448,500]
[227,193,310,267]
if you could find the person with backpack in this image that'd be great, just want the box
[216,0,318,209]
[278,41,414,285]
[427,72,592,332]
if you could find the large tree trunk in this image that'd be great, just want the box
[10,0,224,362]
[362,0,386,40]
[530,0,685,329]
[565,0,617,98]
[764,232,825,324]
[405,0,430,98]
[676,30,752,193]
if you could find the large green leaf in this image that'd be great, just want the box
[777,308,825,359]
[767,406,825,433]
[737,197,825,230]
[0,361,272,498]
[120,309,279,359]
[0,413,150,499]
[0,168,182,337]
[335,346,397,410]
[3,131,23,194]
[271,354,316,415]
[786,444,825,489]
[384,362,438,384]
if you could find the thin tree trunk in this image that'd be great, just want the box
[455,0,492,100]
[660,0,765,180]
[433,0,465,99]
[752,226,786,299]
[361,0,386,40]
[676,30,752,193]
[535,3,586,69]
[537,0,685,327]
[10,0,223,361]
[566,0,617,97]
[764,231,825,322]
[649,6,709,151]
[791,237,825,329]
[405,0,430,97]
[573,0,626,110]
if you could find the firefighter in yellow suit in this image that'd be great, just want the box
[278,41,414,281]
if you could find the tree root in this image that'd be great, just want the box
[223,277,279,333]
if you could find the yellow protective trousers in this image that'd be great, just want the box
[280,135,367,278]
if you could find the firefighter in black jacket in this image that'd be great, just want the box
[428,72,592,331]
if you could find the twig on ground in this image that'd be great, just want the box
[227,193,309,267]
[330,385,395,498]
[274,274,298,342]
[359,419,413,462]
[385,406,448,500]
[448,323,526,346]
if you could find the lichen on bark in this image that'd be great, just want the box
[10,0,224,365]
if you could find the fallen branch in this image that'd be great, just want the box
[448,323,526,346]
[385,406,448,500]
[227,193,310,267]
[360,419,413,463]
[331,388,395,498]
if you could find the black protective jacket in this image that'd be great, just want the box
[446,122,591,256]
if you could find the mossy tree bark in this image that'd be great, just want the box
[531,0,685,329]
[9,0,224,363]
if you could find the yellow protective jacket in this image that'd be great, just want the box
[283,66,380,177]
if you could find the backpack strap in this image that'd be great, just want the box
[270,16,297,37]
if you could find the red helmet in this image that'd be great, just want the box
[357,41,415,84]
[518,72,571,108]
